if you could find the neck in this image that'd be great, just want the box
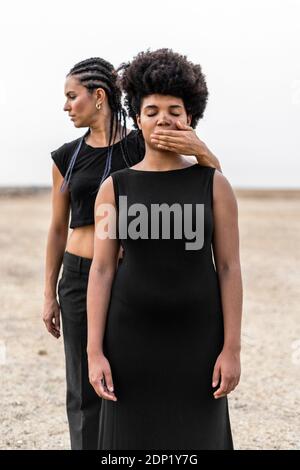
[87,111,120,147]
[141,146,186,170]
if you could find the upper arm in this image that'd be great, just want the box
[50,163,70,232]
[93,176,120,273]
[51,144,69,178]
[212,170,240,271]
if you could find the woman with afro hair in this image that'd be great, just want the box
[87,49,242,450]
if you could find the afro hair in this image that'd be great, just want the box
[119,48,208,129]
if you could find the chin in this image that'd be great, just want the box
[147,141,171,152]
[73,121,84,128]
[146,140,160,151]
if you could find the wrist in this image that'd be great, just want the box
[195,145,221,171]
[223,343,241,354]
[195,142,208,160]
[44,291,57,301]
[87,348,104,358]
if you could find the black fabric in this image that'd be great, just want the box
[99,164,233,450]
[58,251,100,450]
[51,130,144,229]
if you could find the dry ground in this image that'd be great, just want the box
[1,189,299,449]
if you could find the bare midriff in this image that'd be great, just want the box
[66,225,95,260]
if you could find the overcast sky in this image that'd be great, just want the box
[0,0,299,188]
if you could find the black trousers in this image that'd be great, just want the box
[58,251,102,450]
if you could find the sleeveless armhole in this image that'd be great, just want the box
[110,173,120,241]
[209,167,216,213]
[208,167,217,269]
[111,173,119,211]
[208,167,216,243]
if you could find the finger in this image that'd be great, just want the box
[49,327,60,338]
[212,365,220,388]
[52,332,60,339]
[153,141,196,157]
[98,378,117,401]
[44,319,54,333]
[225,379,236,395]
[44,317,60,337]
[151,140,184,151]
[104,370,115,394]
[152,129,189,137]
[213,387,227,399]
[155,144,183,152]
[50,321,60,336]
[214,380,229,398]
[214,393,227,399]
[176,120,193,131]
[54,312,60,332]
[151,135,183,144]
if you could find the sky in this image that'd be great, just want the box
[0,0,299,188]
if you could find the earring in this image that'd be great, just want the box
[96,103,102,110]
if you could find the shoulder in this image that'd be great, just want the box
[213,169,232,192]
[191,163,217,180]
[110,167,131,180]
[95,176,115,205]
[50,136,82,177]
[51,136,82,158]
[212,169,237,208]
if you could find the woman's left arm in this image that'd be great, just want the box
[211,170,243,399]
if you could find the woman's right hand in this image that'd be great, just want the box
[42,297,61,339]
[88,353,117,402]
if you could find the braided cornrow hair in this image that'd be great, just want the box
[61,57,131,192]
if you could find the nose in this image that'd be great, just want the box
[63,101,71,112]
[156,114,171,126]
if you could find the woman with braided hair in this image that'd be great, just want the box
[42,56,222,450]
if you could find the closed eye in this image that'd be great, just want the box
[65,93,77,99]
[146,112,181,117]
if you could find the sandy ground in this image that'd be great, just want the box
[1,189,300,450]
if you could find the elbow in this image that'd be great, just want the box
[49,221,69,238]
[90,262,116,283]
[216,261,241,276]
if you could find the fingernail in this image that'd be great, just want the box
[212,381,217,387]
[108,386,114,392]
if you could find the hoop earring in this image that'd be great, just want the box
[96,103,102,110]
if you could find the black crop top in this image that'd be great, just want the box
[51,130,144,229]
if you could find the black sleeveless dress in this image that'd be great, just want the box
[99,164,233,450]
